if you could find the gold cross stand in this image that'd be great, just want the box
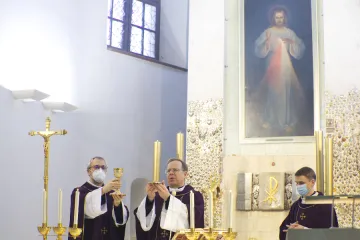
[29,117,68,240]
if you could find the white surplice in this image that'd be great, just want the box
[136,185,189,232]
[254,27,306,129]
[84,181,128,226]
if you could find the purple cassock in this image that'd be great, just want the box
[68,182,129,240]
[279,191,339,240]
[134,185,205,240]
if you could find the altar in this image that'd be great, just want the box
[285,195,360,240]
[286,229,360,240]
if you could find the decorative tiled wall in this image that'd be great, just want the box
[185,90,360,234]
[186,98,224,227]
[325,89,360,227]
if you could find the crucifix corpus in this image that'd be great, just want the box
[29,117,67,193]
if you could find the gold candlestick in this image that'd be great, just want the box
[315,130,324,192]
[222,228,238,239]
[69,224,82,239]
[173,228,204,240]
[325,137,334,196]
[152,140,161,184]
[38,223,51,240]
[202,228,219,240]
[70,190,82,239]
[113,168,126,196]
[52,223,67,240]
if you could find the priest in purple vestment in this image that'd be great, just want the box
[279,167,338,240]
[68,156,129,240]
[134,158,205,240]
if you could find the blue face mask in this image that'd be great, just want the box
[296,184,309,196]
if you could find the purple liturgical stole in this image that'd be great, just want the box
[68,182,128,240]
[134,184,205,240]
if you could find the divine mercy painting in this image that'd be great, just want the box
[244,0,314,138]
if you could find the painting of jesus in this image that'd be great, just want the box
[244,0,314,138]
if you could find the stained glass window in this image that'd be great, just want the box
[107,0,160,59]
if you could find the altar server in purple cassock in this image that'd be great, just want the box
[68,157,129,240]
[134,158,205,240]
[279,167,338,240]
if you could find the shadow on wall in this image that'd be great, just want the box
[159,68,188,180]
[130,178,148,239]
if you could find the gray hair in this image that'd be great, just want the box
[87,156,107,170]
[167,158,188,172]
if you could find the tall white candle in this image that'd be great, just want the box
[190,190,195,229]
[228,190,233,229]
[58,189,63,224]
[42,189,47,224]
[73,189,80,225]
[209,191,213,228]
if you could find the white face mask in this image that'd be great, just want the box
[92,169,106,183]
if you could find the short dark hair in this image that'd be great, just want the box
[167,158,188,172]
[295,167,316,181]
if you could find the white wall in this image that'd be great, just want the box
[0,0,76,102]
[0,0,189,101]
[323,0,360,93]
[187,0,224,101]
[160,0,189,68]
[0,0,188,239]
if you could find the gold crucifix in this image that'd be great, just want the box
[29,117,67,198]
[300,213,306,220]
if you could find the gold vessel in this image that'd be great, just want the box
[113,168,126,196]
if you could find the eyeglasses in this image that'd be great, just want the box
[165,168,183,175]
[91,165,108,170]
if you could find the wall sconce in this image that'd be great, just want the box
[42,101,78,112]
[11,89,50,102]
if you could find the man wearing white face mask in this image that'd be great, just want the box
[68,156,129,240]
[279,167,338,240]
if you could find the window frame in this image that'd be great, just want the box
[107,0,161,60]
